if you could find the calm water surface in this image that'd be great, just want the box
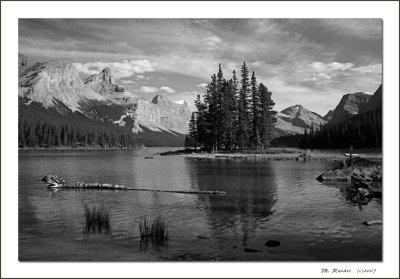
[19,148,382,261]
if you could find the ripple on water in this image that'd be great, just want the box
[19,150,382,261]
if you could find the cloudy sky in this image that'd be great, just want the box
[19,19,382,115]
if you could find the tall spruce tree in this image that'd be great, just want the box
[187,112,197,149]
[221,79,237,150]
[250,71,261,149]
[194,94,207,149]
[232,70,240,149]
[237,62,251,151]
[204,74,218,151]
[258,83,277,148]
[216,64,225,150]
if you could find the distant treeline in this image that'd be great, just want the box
[185,62,277,151]
[18,119,143,148]
[18,98,143,148]
[271,108,382,149]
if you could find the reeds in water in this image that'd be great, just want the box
[83,205,110,233]
[138,215,169,246]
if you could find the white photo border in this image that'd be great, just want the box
[1,1,399,278]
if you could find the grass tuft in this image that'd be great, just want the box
[139,215,169,247]
[83,205,110,233]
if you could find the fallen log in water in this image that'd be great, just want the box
[42,175,226,195]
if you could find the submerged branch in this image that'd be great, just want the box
[42,175,226,195]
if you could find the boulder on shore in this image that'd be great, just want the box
[318,157,382,205]
[316,167,353,181]
[316,157,382,184]
[296,152,311,161]
[351,166,382,194]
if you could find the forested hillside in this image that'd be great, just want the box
[18,97,185,148]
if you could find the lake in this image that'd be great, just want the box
[18,148,382,261]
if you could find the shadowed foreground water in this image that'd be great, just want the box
[18,148,382,261]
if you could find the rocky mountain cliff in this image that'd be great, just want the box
[18,61,106,112]
[84,67,125,95]
[133,95,190,134]
[18,54,189,146]
[323,110,334,121]
[274,105,326,136]
[329,92,372,125]
[280,105,325,128]
[18,53,30,68]
[358,85,382,114]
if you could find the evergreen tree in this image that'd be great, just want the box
[258,83,277,148]
[216,64,225,150]
[232,69,240,149]
[204,74,218,151]
[185,62,281,152]
[187,112,198,149]
[184,134,190,150]
[221,79,237,150]
[237,62,251,151]
[194,94,208,149]
[250,71,261,149]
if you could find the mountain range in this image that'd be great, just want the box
[328,92,373,125]
[18,53,382,147]
[18,54,190,146]
[274,105,326,136]
[274,85,381,137]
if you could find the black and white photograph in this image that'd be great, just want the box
[1,1,399,278]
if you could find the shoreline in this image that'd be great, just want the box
[18,146,147,151]
[18,146,383,161]
[159,148,382,161]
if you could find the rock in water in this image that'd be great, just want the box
[296,152,311,161]
[351,164,382,194]
[316,167,353,182]
[367,182,382,195]
[244,247,260,253]
[317,157,382,183]
[363,220,382,226]
[351,188,373,205]
[265,240,281,247]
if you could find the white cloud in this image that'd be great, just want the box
[72,63,98,76]
[140,86,159,93]
[317,73,331,80]
[120,80,135,84]
[350,64,382,74]
[174,100,185,105]
[117,90,139,99]
[310,61,354,72]
[251,61,265,67]
[196,83,208,88]
[136,75,145,80]
[203,36,222,47]
[73,60,156,80]
[160,86,176,93]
